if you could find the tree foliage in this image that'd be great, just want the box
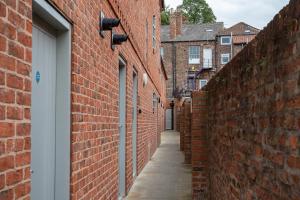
[181,0,216,24]
[161,6,171,25]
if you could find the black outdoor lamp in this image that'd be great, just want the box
[111,32,128,50]
[100,12,120,37]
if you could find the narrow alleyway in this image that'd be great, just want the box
[126,131,192,200]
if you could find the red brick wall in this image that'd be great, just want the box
[0,0,166,199]
[0,0,32,199]
[191,0,300,199]
[184,100,191,164]
[179,107,184,151]
[191,91,208,199]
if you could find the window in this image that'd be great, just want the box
[221,54,230,64]
[152,16,156,49]
[203,48,212,68]
[189,46,200,64]
[199,79,208,89]
[160,47,164,58]
[221,36,231,45]
[152,93,157,113]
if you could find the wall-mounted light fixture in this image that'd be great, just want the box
[111,32,128,50]
[99,12,120,37]
[143,73,148,87]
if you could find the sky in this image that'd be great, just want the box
[164,0,289,29]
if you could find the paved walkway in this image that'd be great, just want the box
[126,131,192,200]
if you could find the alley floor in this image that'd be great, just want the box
[126,131,192,200]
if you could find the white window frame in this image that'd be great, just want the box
[221,36,232,45]
[199,79,208,89]
[221,53,230,64]
[189,46,200,64]
[152,16,156,49]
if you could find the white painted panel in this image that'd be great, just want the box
[31,25,56,200]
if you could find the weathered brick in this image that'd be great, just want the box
[15,182,30,199]
[0,88,15,103]
[16,123,30,136]
[0,189,14,200]
[0,2,6,17]
[0,71,4,85]
[17,31,31,47]
[0,174,4,190]
[16,61,30,76]
[0,53,16,71]
[287,156,300,169]
[16,92,30,106]
[6,169,23,186]
[0,122,14,137]
[0,156,14,172]
[15,152,30,167]
[7,106,23,120]
[8,9,25,29]
[0,35,6,52]
[0,19,16,40]
[6,74,23,90]
[8,41,24,60]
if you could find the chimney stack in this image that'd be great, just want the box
[170,9,182,39]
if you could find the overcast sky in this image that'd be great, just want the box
[165,0,289,29]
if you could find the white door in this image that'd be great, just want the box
[31,24,57,200]
[118,59,126,199]
[166,109,172,130]
[203,48,212,68]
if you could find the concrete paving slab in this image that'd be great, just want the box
[126,131,192,200]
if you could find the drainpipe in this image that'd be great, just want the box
[172,42,176,94]
[230,32,233,60]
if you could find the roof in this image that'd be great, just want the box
[218,22,260,36]
[161,22,224,42]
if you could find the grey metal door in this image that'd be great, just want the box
[132,71,138,178]
[118,59,126,199]
[166,109,172,130]
[31,24,57,200]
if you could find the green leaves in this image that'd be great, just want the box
[160,1,216,25]
[181,0,216,24]
[161,6,171,25]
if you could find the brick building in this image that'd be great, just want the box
[216,22,260,69]
[161,11,259,130]
[0,0,166,199]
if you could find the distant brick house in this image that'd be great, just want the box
[216,22,260,69]
[0,0,166,199]
[161,12,223,99]
[161,11,259,130]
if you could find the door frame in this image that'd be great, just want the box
[32,1,71,199]
[132,69,138,178]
